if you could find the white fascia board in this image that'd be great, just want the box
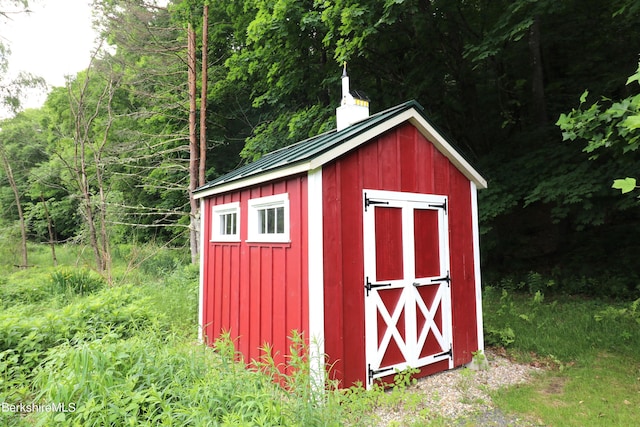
[310,109,487,189]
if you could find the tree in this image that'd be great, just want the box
[93,0,196,249]
[0,140,27,267]
[0,108,50,266]
[224,0,335,160]
[187,19,199,262]
[557,63,640,194]
[172,0,247,263]
[44,48,121,277]
[220,0,640,293]
[199,2,208,187]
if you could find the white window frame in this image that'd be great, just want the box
[211,202,240,242]
[247,193,290,243]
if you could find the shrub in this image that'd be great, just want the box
[490,269,640,299]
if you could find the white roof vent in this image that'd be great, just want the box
[336,64,369,131]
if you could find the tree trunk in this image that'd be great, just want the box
[529,16,547,126]
[68,68,103,272]
[188,22,199,264]
[95,78,117,283]
[0,147,27,268]
[40,194,58,267]
[199,4,209,188]
[81,170,103,272]
[96,157,111,280]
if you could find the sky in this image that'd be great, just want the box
[2,0,97,113]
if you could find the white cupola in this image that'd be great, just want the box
[336,63,370,131]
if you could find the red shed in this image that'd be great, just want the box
[194,73,487,388]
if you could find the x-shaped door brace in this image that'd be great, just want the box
[371,286,410,368]
[371,283,448,369]
[415,284,446,354]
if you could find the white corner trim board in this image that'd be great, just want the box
[307,167,325,389]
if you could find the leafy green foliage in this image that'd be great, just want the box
[5,243,640,426]
[32,335,287,426]
[0,269,52,308]
[612,177,637,193]
[594,298,640,328]
[3,0,640,298]
[0,284,157,412]
[557,63,640,199]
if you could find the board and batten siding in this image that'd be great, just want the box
[201,175,309,368]
[322,122,479,387]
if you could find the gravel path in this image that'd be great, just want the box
[374,348,544,426]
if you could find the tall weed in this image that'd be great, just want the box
[48,268,105,299]
[143,264,199,337]
[31,335,290,426]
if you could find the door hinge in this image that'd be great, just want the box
[430,271,451,287]
[364,193,389,212]
[368,364,394,383]
[434,345,453,360]
[365,276,392,296]
[428,199,447,213]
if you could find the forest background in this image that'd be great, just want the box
[1,0,640,299]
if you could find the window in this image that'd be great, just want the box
[248,194,290,242]
[211,202,240,242]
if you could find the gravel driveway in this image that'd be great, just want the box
[374,348,545,426]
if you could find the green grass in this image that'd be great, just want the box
[493,354,640,426]
[483,287,640,426]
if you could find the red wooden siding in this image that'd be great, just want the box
[201,175,309,369]
[323,122,478,387]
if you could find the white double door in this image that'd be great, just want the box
[363,189,453,386]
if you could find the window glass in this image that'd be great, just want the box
[276,206,284,233]
[211,202,240,242]
[248,194,289,242]
[221,212,237,235]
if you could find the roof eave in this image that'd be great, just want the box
[193,161,312,199]
[194,104,487,199]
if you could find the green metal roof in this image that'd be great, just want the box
[194,100,486,198]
